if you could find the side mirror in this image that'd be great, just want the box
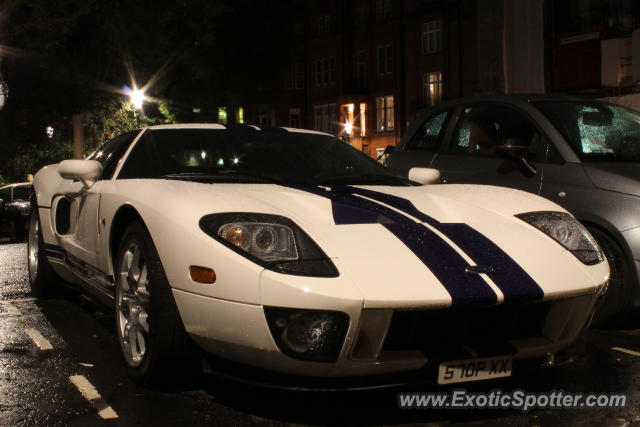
[495,140,537,178]
[408,167,441,185]
[58,160,103,189]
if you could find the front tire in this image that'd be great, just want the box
[28,203,62,298]
[115,221,200,388]
[589,227,634,326]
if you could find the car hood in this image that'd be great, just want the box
[582,162,640,197]
[113,180,607,309]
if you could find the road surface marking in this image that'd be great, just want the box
[24,328,54,350]
[69,375,119,420]
[0,302,22,316]
[611,347,640,357]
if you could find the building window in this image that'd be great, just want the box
[375,0,392,22]
[315,60,322,86]
[422,20,442,54]
[318,14,333,35]
[355,6,368,27]
[294,62,304,89]
[258,107,275,128]
[376,96,394,132]
[313,103,337,134]
[315,56,336,86]
[328,57,335,84]
[289,108,301,128]
[377,44,392,75]
[356,50,367,89]
[383,0,392,19]
[286,62,305,90]
[236,107,244,123]
[217,107,228,124]
[424,71,443,106]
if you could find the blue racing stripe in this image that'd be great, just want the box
[343,186,544,303]
[294,185,498,306]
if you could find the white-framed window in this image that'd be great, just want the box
[383,0,393,19]
[315,56,336,86]
[328,57,335,84]
[318,14,333,35]
[294,62,304,89]
[258,107,275,128]
[376,95,394,132]
[377,44,392,75]
[313,103,337,134]
[421,20,442,54]
[289,108,301,128]
[355,6,368,27]
[288,62,304,90]
[315,60,322,86]
[424,71,443,106]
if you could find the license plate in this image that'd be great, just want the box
[438,355,512,385]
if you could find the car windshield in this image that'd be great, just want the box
[534,100,640,161]
[117,128,413,186]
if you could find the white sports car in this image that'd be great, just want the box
[29,124,608,388]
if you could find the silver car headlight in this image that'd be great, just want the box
[200,213,339,277]
[516,211,605,265]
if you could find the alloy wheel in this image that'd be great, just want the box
[27,213,39,281]
[116,241,151,367]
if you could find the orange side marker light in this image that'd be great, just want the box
[189,266,216,284]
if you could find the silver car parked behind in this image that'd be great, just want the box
[386,95,640,324]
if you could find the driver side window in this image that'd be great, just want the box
[451,104,541,158]
[88,132,139,180]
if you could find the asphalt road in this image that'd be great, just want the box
[1,240,639,426]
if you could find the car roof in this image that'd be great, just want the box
[0,182,32,190]
[142,123,333,137]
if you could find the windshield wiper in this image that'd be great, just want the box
[161,171,304,186]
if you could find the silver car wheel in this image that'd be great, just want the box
[116,241,150,367]
[28,212,39,282]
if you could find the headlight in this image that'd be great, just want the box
[516,211,604,265]
[200,213,338,277]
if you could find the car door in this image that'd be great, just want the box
[385,109,452,177]
[430,103,548,194]
[53,132,138,276]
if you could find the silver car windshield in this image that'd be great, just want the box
[535,101,640,161]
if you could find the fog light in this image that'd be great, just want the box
[264,307,349,362]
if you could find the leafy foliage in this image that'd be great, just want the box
[0,0,295,180]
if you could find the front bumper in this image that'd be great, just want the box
[173,286,600,380]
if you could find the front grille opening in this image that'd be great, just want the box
[382,302,550,359]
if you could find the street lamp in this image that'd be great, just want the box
[130,89,144,109]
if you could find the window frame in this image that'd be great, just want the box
[421,19,442,55]
[376,95,395,132]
